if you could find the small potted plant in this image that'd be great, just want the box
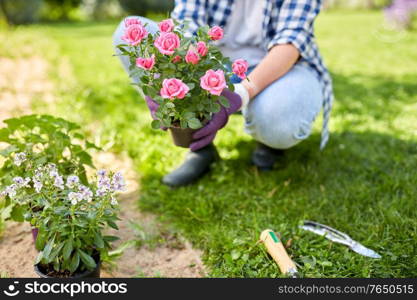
[1,164,125,278]
[116,18,248,147]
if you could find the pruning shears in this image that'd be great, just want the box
[300,221,381,259]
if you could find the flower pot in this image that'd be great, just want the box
[34,253,101,278]
[31,227,39,242]
[169,127,198,148]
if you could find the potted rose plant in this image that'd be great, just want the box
[116,18,248,147]
[0,164,125,278]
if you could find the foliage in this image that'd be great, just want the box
[1,11,416,277]
[0,0,43,25]
[0,165,124,275]
[0,114,99,225]
[82,0,123,21]
[118,0,173,16]
[0,114,98,185]
[43,0,82,20]
[117,19,237,129]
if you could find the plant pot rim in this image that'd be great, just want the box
[34,255,101,278]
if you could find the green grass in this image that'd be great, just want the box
[1,11,416,277]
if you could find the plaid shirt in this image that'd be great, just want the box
[172,0,333,149]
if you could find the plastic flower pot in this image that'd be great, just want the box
[34,253,101,278]
[169,126,198,148]
[31,227,39,242]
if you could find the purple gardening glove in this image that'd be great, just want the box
[145,95,159,119]
[145,96,167,130]
[190,90,242,152]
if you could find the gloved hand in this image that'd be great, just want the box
[145,96,159,120]
[145,96,168,130]
[190,87,247,151]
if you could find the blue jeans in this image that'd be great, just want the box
[113,17,324,150]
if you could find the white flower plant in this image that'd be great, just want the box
[0,161,125,276]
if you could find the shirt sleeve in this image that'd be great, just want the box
[268,0,322,58]
[171,0,208,36]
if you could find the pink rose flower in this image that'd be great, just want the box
[172,55,182,63]
[154,32,181,55]
[158,19,175,33]
[124,17,142,27]
[136,54,155,70]
[208,26,224,41]
[185,49,200,65]
[160,78,190,100]
[122,23,148,46]
[196,41,208,57]
[232,59,249,80]
[200,69,227,96]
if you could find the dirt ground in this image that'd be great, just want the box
[0,56,205,278]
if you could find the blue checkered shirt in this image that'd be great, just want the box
[172,0,333,149]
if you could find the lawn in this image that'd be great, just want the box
[1,10,416,277]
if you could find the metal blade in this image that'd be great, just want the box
[300,224,352,246]
[350,242,381,259]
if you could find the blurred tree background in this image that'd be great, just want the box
[1,0,415,25]
[0,0,175,24]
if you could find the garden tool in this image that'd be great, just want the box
[260,229,299,278]
[300,221,381,259]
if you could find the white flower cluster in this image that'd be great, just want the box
[13,152,27,166]
[1,160,125,208]
[67,180,93,205]
[96,170,126,206]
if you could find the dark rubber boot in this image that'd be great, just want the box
[251,142,284,171]
[162,144,219,187]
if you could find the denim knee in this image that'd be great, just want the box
[246,110,313,149]
[243,64,323,149]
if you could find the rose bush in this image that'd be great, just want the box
[116,18,248,130]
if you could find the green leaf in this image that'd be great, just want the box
[219,96,230,108]
[49,242,65,262]
[35,229,47,251]
[211,103,221,113]
[183,111,195,120]
[153,96,164,104]
[0,145,19,157]
[42,238,55,262]
[10,205,25,222]
[108,241,135,259]
[107,220,119,230]
[161,118,172,128]
[78,250,97,270]
[78,151,93,167]
[0,128,10,141]
[69,252,80,273]
[180,119,187,129]
[35,251,43,265]
[0,204,13,220]
[94,232,104,249]
[63,239,73,260]
[188,118,202,129]
[103,235,120,242]
[165,102,175,109]
[151,120,161,130]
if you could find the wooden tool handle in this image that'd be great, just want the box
[260,229,298,277]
